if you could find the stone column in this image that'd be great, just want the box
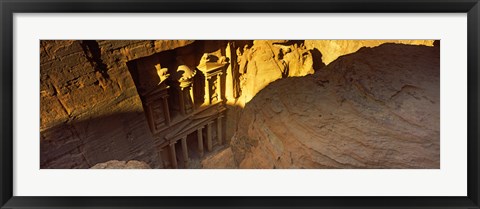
[146,105,155,132]
[225,42,234,101]
[204,77,211,105]
[183,87,194,114]
[181,136,189,168]
[189,85,195,109]
[216,74,222,102]
[206,122,213,152]
[157,148,164,169]
[178,89,186,115]
[162,96,170,125]
[216,116,223,145]
[169,143,178,169]
[197,128,204,157]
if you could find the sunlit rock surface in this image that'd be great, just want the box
[201,148,237,169]
[91,160,151,169]
[305,40,434,65]
[230,43,440,168]
[40,40,437,169]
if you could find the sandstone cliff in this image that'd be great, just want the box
[40,40,437,169]
[91,160,151,169]
[230,43,440,168]
[304,40,434,65]
[40,40,194,168]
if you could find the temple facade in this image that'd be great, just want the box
[128,50,230,168]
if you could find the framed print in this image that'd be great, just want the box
[1,0,479,208]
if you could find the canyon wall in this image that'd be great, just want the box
[230,43,440,168]
[40,40,194,168]
[305,40,434,65]
[40,40,436,168]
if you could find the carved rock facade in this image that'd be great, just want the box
[40,40,435,168]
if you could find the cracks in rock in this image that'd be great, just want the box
[57,97,71,116]
[389,84,421,100]
[352,81,385,105]
[51,83,72,116]
[80,40,110,80]
[305,145,357,168]
[266,43,289,78]
[316,79,329,87]
[71,121,93,168]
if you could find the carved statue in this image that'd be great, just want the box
[154,64,170,85]
[199,53,212,67]
[177,64,196,88]
[199,53,228,66]
[173,57,196,88]
[218,56,227,64]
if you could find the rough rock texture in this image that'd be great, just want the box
[201,148,237,169]
[232,40,434,105]
[40,40,194,130]
[40,40,194,168]
[41,40,436,169]
[230,43,440,168]
[226,40,433,146]
[237,40,316,103]
[224,40,320,144]
[91,160,151,169]
[305,40,433,65]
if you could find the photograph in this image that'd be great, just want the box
[40,40,440,169]
[2,0,478,207]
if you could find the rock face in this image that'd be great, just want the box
[40,40,194,130]
[230,44,440,168]
[40,40,437,169]
[91,160,151,169]
[40,40,194,168]
[201,148,236,169]
[304,40,434,65]
[237,40,316,103]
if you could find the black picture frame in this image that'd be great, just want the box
[1,0,479,208]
